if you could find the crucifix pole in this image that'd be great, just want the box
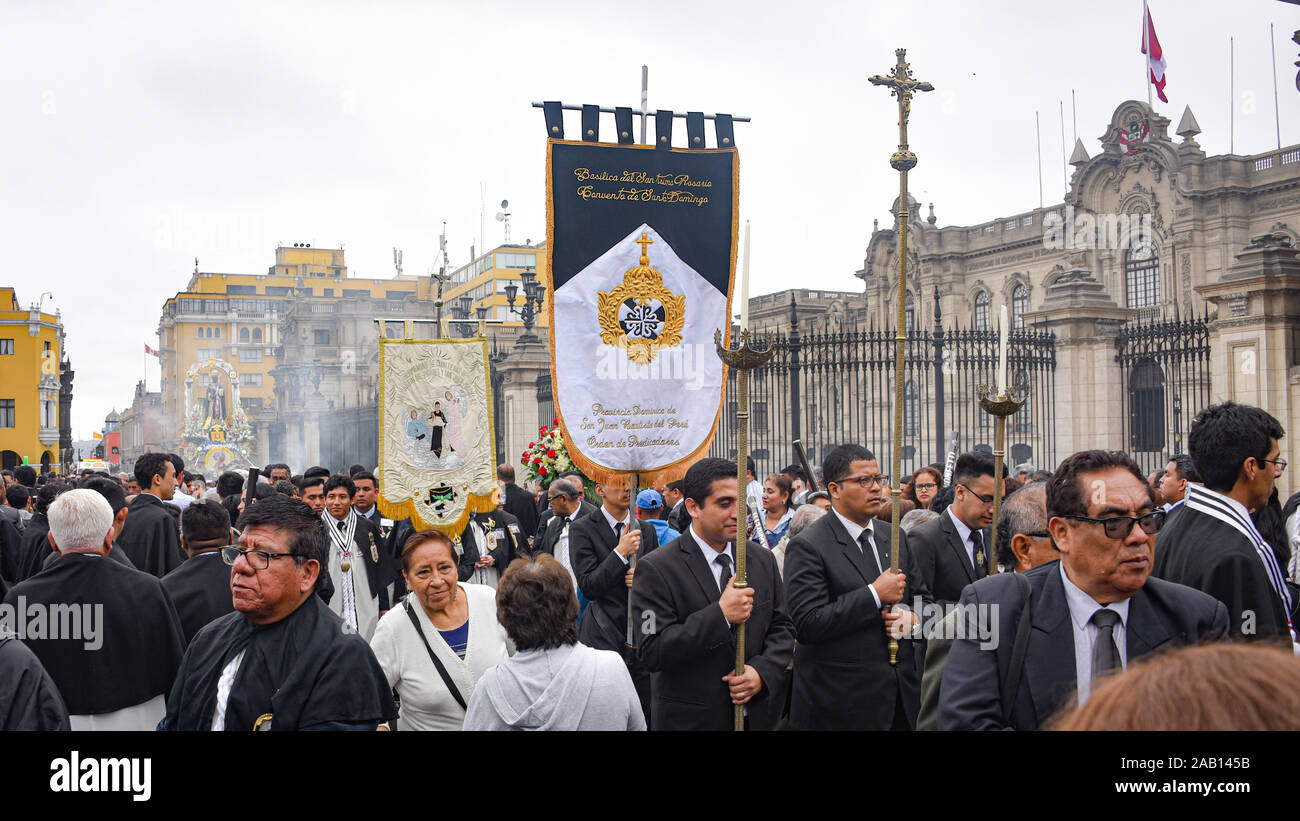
[869,48,933,667]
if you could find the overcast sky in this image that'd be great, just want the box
[3,0,1296,438]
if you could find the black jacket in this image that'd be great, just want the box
[632,530,794,730]
[534,500,598,557]
[161,551,236,647]
[938,560,1229,730]
[571,509,660,652]
[784,510,931,730]
[501,483,540,544]
[909,510,990,606]
[456,510,523,583]
[119,493,185,578]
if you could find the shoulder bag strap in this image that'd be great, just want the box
[403,598,468,712]
[1000,573,1033,726]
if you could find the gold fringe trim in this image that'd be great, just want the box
[377,490,499,540]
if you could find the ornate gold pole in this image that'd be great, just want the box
[870,49,933,665]
[978,384,1028,573]
[715,328,774,731]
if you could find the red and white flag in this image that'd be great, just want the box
[1142,3,1168,103]
[144,343,159,357]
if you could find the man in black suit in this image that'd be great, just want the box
[118,452,186,578]
[909,450,996,606]
[663,480,690,535]
[571,477,660,720]
[939,450,1230,730]
[320,473,400,641]
[534,478,597,559]
[632,458,795,730]
[1152,402,1293,644]
[456,508,524,588]
[784,444,931,730]
[498,463,539,543]
[162,499,236,646]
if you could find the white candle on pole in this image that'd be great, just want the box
[738,221,750,332]
[997,303,1009,396]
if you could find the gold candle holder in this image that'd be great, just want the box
[977,384,1029,574]
[715,327,774,732]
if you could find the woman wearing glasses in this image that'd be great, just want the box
[906,465,943,510]
[369,530,512,730]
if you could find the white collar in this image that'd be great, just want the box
[831,506,873,543]
[600,506,633,533]
[946,506,975,545]
[689,524,733,566]
[1060,562,1130,631]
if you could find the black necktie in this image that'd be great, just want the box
[613,521,624,553]
[1089,609,1123,681]
[858,530,882,576]
[337,520,346,532]
[715,551,732,592]
[971,529,987,578]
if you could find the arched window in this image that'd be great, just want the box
[974,291,990,331]
[1129,358,1165,451]
[1126,240,1160,309]
[239,328,250,342]
[904,291,915,333]
[252,328,263,342]
[903,379,919,437]
[1012,284,1028,329]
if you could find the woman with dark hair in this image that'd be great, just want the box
[907,465,943,510]
[369,530,511,730]
[463,554,645,730]
[219,494,243,531]
[761,473,794,546]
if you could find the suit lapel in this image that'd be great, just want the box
[943,514,975,583]
[827,513,872,584]
[1024,566,1078,723]
[678,531,724,602]
[1126,589,1177,659]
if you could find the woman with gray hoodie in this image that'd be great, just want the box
[464,554,646,731]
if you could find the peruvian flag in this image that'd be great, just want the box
[1142,3,1168,103]
[144,343,159,357]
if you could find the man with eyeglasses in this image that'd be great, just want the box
[533,478,598,617]
[161,495,396,731]
[909,450,997,607]
[784,444,932,730]
[938,450,1228,730]
[1153,401,1295,646]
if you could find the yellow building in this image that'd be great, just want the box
[157,245,420,449]
[0,287,64,472]
[439,243,550,329]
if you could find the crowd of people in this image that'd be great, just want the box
[2,398,1299,731]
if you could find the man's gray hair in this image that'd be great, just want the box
[1014,462,1036,475]
[48,488,115,553]
[788,504,826,540]
[901,508,939,533]
[551,478,583,500]
[995,480,1048,568]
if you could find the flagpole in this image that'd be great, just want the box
[1230,36,1235,153]
[1143,0,1152,106]
[1270,23,1281,150]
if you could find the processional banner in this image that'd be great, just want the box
[546,139,737,485]
[377,337,497,534]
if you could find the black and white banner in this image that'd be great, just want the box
[546,139,737,482]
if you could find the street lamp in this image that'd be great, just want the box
[506,267,546,343]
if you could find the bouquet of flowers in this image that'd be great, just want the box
[521,418,574,490]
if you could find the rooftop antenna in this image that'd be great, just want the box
[393,247,403,277]
[495,199,512,244]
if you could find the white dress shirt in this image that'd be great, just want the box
[689,524,734,591]
[830,507,883,608]
[1059,563,1129,706]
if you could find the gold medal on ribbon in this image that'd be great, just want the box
[369,532,379,563]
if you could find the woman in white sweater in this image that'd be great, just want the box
[370,530,512,731]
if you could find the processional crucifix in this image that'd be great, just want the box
[869,49,933,666]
